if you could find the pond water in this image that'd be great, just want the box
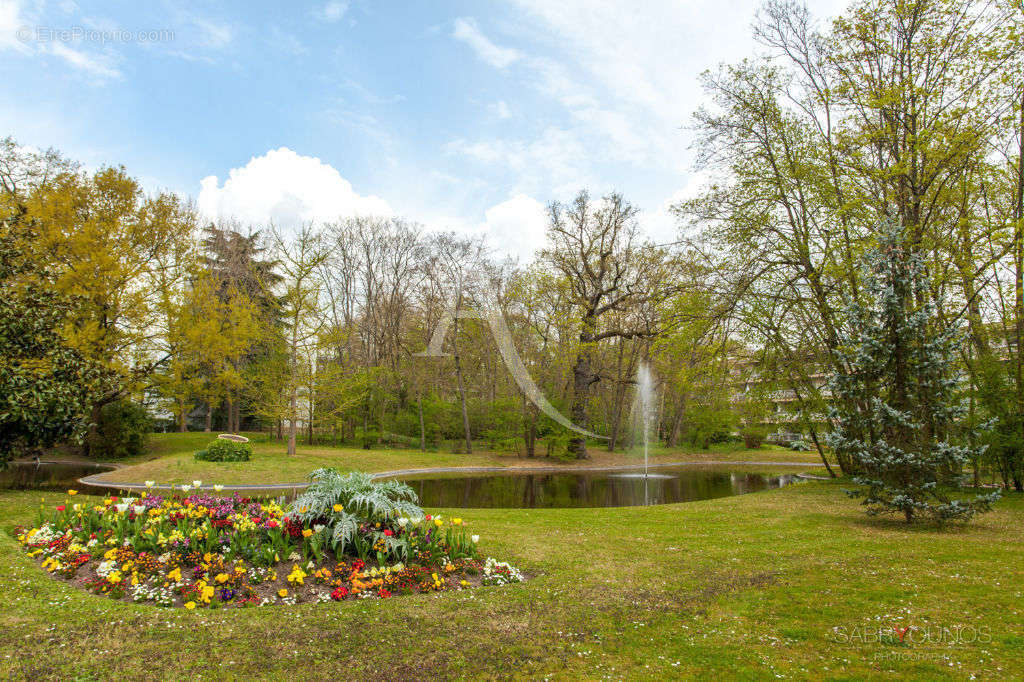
[398,466,804,509]
[0,461,115,493]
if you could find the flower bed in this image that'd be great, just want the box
[14,470,524,609]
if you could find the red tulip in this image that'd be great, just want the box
[56,505,65,512]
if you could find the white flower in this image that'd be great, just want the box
[145,480,155,488]
[213,484,224,492]
[397,518,409,528]
[115,503,129,513]
[313,524,325,534]
[73,504,81,512]
[133,505,146,515]
[471,535,480,543]
[192,480,202,488]
[180,484,192,492]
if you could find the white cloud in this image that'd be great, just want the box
[322,1,348,22]
[445,126,593,197]
[491,100,512,119]
[479,194,548,262]
[0,1,122,80]
[46,41,121,79]
[0,0,30,53]
[639,171,715,244]
[192,16,233,49]
[197,147,393,229]
[452,17,522,69]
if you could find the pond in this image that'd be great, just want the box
[397,466,805,509]
[0,461,116,493]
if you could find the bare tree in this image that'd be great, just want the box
[542,191,679,458]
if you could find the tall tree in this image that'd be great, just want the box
[543,191,678,458]
[828,220,999,522]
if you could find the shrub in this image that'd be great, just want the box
[84,399,152,460]
[789,439,811,451]
[354,426,379,449]
[741,428,766,449]
[194,438,252,462]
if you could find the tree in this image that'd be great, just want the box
[0,219,115,464]
[542,191,679,458]
[827,220,999,523]
[272,226,329,456]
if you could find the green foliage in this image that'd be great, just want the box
[682,403,734,450]
[289,469,423,560]
[84,399,152,460]
[741,428,766,449]
[0,220,116,465]
[354,426,380,450]
[194,438,253,462]
[827,221,999,523]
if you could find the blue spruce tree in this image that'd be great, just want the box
[826,220,999,523]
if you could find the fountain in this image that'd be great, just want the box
[612,361,673,482]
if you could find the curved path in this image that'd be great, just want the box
[79,459,826,495]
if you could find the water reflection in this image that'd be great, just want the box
[0,461,115,493]
[401,468,801,509]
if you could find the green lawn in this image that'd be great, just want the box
[92,432,824,485]
[1,475,1020,679]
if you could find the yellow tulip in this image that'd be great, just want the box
[184,601,196,610]
[278,588,288,597]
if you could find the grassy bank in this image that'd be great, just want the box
[0,478,1020,679]
[92,432,824,485]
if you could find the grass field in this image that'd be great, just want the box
[1,434,1018,680]
[90,432,824,485]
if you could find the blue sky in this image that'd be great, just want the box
[1,0,846,260]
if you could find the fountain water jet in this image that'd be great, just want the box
[611,361,672,482]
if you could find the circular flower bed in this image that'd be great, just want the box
[14,470,524,609]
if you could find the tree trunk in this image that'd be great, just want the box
[667,396,685,447]
[204,405,212,433]
[522,395,535,458]
[307,391,315,445]
[287,386,297,456]
[452,319,472,454]
[807,425,836,478]
[568,343,595,459]
[454,350,472,454]
[178,400,188,433]
[418,393,426,451]
[225,395,234,434]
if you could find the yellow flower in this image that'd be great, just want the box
[452,518,462,526]
[201,585,215,601]
[434,519,443,527]
[460,580,469,587]
[300,506,309,513]
[184,601,196,610]
[332,504,343,512]
[278,588,288,598]
[302,529,313,538]
[215,573,230,583]
[67,490,78,496]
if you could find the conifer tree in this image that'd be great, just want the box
[827,220,1000,523]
